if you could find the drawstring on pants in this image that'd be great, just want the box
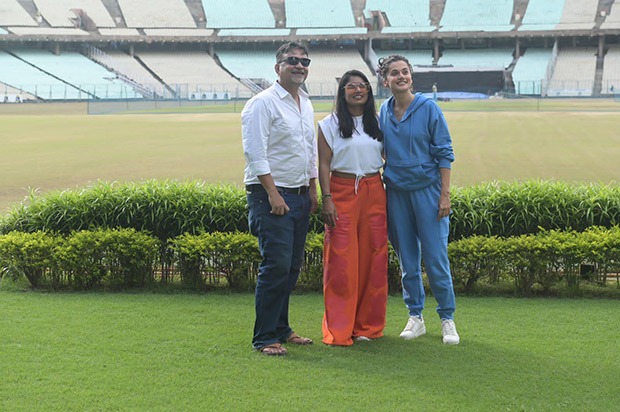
[354,175,362,195]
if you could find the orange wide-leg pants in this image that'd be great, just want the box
[322,174,388,346]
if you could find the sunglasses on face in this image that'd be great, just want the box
[344,82,370,91]
[278,56,311,67]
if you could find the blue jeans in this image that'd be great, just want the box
[387,180,456,320]
[247,189,311,349]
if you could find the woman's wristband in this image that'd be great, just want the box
[321,194,332,199]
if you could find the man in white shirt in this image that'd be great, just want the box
[242,42,318,356]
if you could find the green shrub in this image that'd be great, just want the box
[0,180,249,240]
[6,180,620,241]
[0,180,327,239]
[451,181,620,239]
[170,231,260,291]
[0,231,61,288]
[579,226,620,284]
[59,228,160,290]
[447,227,620,296]
[4,180,619,241]
[386,243,403,294]
[448,235,506,293]
[59,230,107,289]
[503,235,551,295]
[0,229,159,290]
[2,222,619,296]
[300,232,324,291]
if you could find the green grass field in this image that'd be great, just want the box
[1,100,619,411]
[1,292,619,411]
[1,99,619,213]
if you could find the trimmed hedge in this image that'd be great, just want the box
[170,231,261,291]
[2,227,619,296]
[0,180,256,241]
[449,227,620,296]
[2,180,620,241]
[450,180,620,239]
[0,231,59,288]
[60,228,159,290]
[0,228,159,291]
[1,180,619,295]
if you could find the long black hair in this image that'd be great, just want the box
[335,69,383,141]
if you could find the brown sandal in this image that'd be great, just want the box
[258,343,288,356]
[286,332,313,345]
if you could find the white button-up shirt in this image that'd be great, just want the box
[242,82,318,187]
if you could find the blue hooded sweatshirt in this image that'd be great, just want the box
[379,92,455,191]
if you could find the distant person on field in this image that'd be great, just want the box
[378,55,460,345]
[318,69,388,346]
[241,41,318,356]
[432,82,438,101]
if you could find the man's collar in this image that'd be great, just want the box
[274,81,308,99]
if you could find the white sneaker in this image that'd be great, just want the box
[353,336,372,342]
[441,319,460,345]
[400,316,426,340]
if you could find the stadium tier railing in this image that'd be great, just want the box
[98,28,141,36]
[512,48,554,95]
[438,48,514,69]
[134,51,251,99]
[601,46,620,95]
[142,29,214,37]
[85,46,161,97]
[216,28,290,37]
[5,76,620,105]
[0,83,36,102]
[296,27,367,35]
[546,47,597,97]
[554,23,597,30]
[9,49,131,99]
[7,27,90,36]
[0,50,85,100]
[215,50,277,84]
[438,24,515,32]
[374,50,434,67]
[381,25,436,33]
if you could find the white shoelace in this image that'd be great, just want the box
[442,320,457,335]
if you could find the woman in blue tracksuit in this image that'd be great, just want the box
[378,55,460,345]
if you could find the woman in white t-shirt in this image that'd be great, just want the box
[317,69,388,346]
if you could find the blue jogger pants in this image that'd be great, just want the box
[386,180,456,320]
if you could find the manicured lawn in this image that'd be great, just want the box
[1,291,618,411]
[1,100,620,212]
[1,100,618,410]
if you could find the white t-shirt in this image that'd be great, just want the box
[318,113,383,176]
